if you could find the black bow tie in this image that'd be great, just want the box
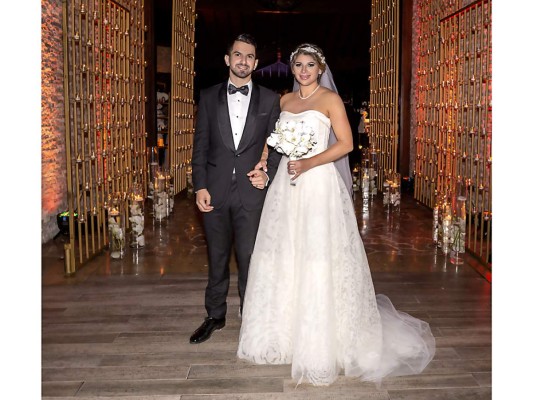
[228,83,249,96]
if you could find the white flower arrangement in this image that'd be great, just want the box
[154,191,168,221]
[108,215,124,258]
[129,201,145,248]
[267,119,317,160]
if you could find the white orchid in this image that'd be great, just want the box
[267,119,317,160]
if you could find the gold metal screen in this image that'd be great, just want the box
[414,0,492,264]
[169,0,196,192]
[414,0,461,206]
[369,0,400,186]
[62,0,147,273]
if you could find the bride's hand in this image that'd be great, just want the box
[254,158,268,172]
[287,159,312,181]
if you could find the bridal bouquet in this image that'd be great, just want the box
[267,119,317,160]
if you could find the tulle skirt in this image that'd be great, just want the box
[237,156,435,386]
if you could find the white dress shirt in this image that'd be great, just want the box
[227,79,252,150]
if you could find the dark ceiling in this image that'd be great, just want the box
[155,0,371,104]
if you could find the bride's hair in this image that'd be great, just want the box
[289,44,327,79]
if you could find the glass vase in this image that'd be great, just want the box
[432,199,440,245]
[129,183,145,248]
[164,169,175,215]
[108,192,125,259]
[450,178,467,264]
[153,171,167,222]
[441,203,452,255]
[390,172,401,212]
[148,147,159,200]
[369,147,379,198]
[383,175,391,210]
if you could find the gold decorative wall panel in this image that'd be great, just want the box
[62,0,146,273]
[414,0,461,205]
[414,0,491,264]
[169,0,196,192]
[369,0,400,187]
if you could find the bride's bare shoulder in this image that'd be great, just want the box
[280,91,297,108]
[317,87,342,108]
[319,86,340,100]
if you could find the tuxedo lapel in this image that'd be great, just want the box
[236,83,260,152]
[216,84,236,152]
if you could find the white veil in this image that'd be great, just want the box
[292,65,353,196]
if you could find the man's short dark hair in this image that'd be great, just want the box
[226,33,257,55]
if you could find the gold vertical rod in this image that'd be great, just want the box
[485,0,492,263]
[474,3,482,256]
[72,0,84,265]
[79,2,90,260]
[62,0,76,275]
[170,0,176,180]
[85,1,96,255]
[469,5,478,254]
[99,0,109,247]
[88,0,99,251]
[393,0,399,176]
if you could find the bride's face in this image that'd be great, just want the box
[292,54,321,86]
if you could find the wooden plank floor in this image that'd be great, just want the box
[42,192,491,399]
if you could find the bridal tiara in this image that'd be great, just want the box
[290,46,326,65]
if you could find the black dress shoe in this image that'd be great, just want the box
[189,317,226,344]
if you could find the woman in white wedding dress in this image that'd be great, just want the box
[237,44,435,386]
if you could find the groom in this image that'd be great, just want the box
[190,33,282,344]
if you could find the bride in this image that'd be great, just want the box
[237,43,435,386]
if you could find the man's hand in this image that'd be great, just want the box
[196,189,214,212]
[247,169,268,190]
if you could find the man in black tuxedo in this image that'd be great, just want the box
[190,33,282,344]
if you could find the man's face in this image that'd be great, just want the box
[225,40,258,81]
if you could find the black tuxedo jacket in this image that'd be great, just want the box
[192,81,282,210]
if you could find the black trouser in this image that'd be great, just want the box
[202,175,262,319]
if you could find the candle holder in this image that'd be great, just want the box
[128,182,145,248]
[383,171,391,210]
[148,146,159,200]
[153,171,168,222]
[108,192,125,259]
[450,178,467,264]
[369,147,378,197]
[441,202,452,255]
[390,172,401,212]
[164,169,175,215]
[432,195,440,245]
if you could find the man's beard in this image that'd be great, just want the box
[230,64,252,79]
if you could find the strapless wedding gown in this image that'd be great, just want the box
[237,110,435,386]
